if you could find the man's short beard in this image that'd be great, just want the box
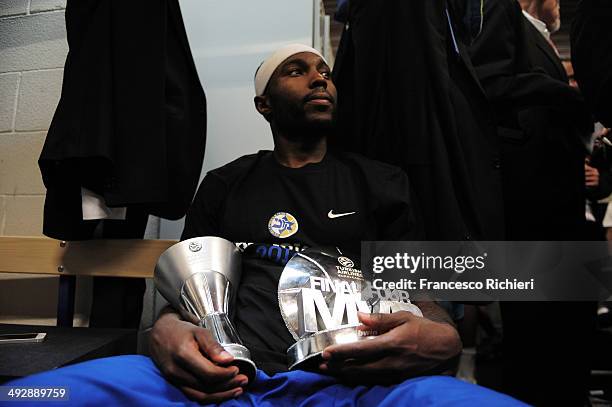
[270,97,336,142]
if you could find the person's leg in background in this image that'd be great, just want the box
[500,301,597,406]
[88,208,149,328]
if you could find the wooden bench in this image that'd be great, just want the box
[0,236,176,327]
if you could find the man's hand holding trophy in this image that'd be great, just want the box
[154,237,257,383]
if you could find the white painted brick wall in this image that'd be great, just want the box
[0,0,28,18]
[0,4,66,236]
[0,11,68,72]
[0,1,90,327]
[2,195,45,235]
[0,132,47,195]
[31,0,67,14]
[0,73,20,132]
[16,69,63,131]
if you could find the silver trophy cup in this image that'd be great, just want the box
[154,236,256,382]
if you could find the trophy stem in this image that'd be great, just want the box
[199,313,257,382]
[199,313,242,346]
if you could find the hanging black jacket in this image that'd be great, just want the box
[572,0,612,128]
[332,0,504,241]
[39,0,206,240]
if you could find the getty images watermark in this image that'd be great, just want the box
[361,241,612,301]
[371,251,534,291]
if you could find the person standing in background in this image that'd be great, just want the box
[470,0,596,404]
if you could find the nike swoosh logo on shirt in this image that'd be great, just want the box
[328,210,356,219]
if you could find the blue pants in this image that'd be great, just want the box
[4,355,526,406]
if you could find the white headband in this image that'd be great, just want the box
[254,44,327,96]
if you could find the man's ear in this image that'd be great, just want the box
[254,95,272,118]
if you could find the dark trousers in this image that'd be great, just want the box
[85,209,149,329]
[500,301,597,406]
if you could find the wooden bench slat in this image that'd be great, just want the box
[0,236,178,327]
[0,236,177,279]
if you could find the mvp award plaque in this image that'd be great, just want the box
[278,248,422,370]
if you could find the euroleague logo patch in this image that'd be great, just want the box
[268,212,298,238]
[338,256,354,268]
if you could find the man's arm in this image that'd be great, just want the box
[414,300,457,326]
[375,164,425,241]
[149,174,245,403]
[180,172,227,240]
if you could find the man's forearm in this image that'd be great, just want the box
[414,301,456,327]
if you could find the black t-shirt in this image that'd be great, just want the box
[181,151,421,374]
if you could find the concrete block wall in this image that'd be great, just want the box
[0,0,67,232]
[0,0,92,327]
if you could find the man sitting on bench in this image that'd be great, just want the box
[6,44,525,406]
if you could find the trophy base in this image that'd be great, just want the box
[222,343,257,383]
[287,326,377,371]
